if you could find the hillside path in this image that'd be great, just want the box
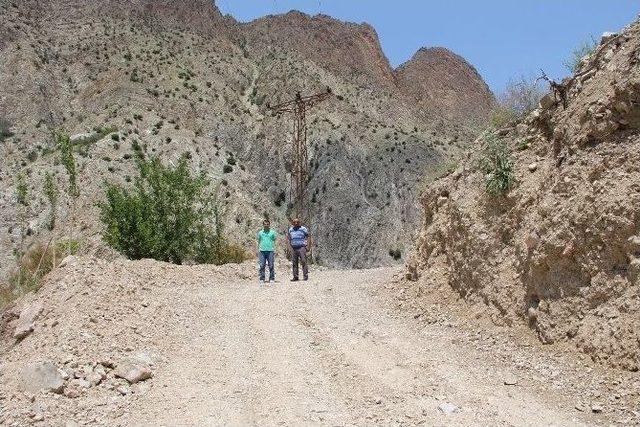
[120,267,591,426]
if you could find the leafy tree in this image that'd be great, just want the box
[99,155,246,265]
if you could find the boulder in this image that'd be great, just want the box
[13,302,43,340]
[20,361,65,394]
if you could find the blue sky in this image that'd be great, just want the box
[216,0,638,95]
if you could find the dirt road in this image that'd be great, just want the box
[116,267,598,426]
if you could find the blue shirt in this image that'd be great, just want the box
[288,226,309,248]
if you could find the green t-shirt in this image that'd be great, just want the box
[258,229,277,252]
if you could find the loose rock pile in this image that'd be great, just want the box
[0,256,254,426]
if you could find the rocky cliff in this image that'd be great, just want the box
[407,22,640,371]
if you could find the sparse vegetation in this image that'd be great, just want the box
[99,155,247,265]
[421,159,458,188]
[43,172,59,231]
[479,134,515,196]
[564,37,598,73]
[490,77,545,128]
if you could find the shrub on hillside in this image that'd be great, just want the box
[479,135,515,197]
[99,155,247,265]
[490,77,545,128]
[564,37,598,73]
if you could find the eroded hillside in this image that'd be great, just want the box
[407,22,640,371]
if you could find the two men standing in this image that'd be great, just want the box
[257,218,310,284]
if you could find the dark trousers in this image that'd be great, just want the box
[292,246,308,280]
[259,251,275,281]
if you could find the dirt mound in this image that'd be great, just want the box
[0,255,254,426]
[407,21,640,371]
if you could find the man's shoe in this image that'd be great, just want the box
[259,279,265,285]
[303,277,309,281]
[291,278,299,282]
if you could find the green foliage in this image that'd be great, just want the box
[564,37,598,73]
[43,172,59,230]
[57,133,79,198]
[99,155,247,265]
[480,135,515,197]
[15,173,29,206]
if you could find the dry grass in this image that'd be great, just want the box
[1,239,79,310]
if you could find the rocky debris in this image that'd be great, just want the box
[13,302,43,340]
[20,361,64,394]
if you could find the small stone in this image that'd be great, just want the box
[114,361,152,384]
[13,302,43,340]
[592,403,604,413]
[438,402,458,414]
[116,385,131,396]
[528,163,538,172]
[63,387,82,399]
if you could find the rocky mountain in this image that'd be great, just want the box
[396,47,496,124]
[407,22,640,371]
[0,0,494,281]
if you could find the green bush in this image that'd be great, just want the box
[479,135,515,196]
[99,155,246,265]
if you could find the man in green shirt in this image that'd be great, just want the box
[257,219,277,283]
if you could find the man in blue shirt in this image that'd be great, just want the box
[288,218,310,281]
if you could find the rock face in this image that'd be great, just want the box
[408,20,640,371]
[0,0,492,274]
[395,47,496,124]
